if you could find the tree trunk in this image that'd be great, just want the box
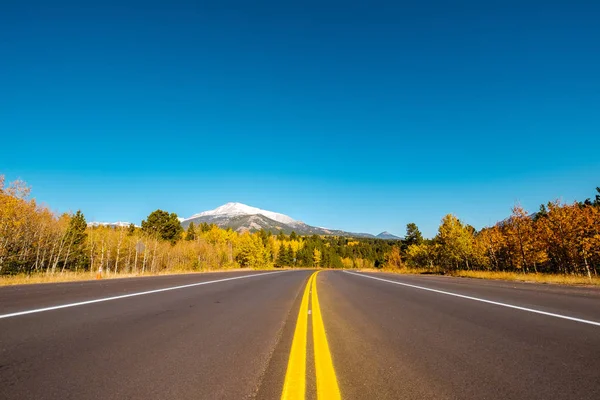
[51,233,67,274]
[151,240,158,273]
[61,234,75,273]
[583,253,592,281]
[99,239,105,275]
[142,241,148,273]
[114,228,124,274]
[34,232,43,272]
[516,223,528,273]
[46,236,57,274]
[39,244,48,273]
[126,243,132,273]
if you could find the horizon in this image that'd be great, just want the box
[5,188,600,239]
[2,1,599,238]
[88,201,403,237]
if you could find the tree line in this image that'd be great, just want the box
[402,189,600,278]
[1,175,598,278]
[0,176,391,275]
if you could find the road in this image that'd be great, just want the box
[1,270,599,399]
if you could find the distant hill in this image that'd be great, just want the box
[376,231,401,240]
[180,202,381,238]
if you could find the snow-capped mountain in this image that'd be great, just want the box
[88,221,135,228]
[185,202,297,225]
[180,202,395,238]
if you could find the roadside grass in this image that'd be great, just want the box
[0,267,278,287]
[6,266,597,287]
[358,267,600,286]
[448,270,600,286]
[358,267,430,275]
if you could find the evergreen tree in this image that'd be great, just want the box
[275,244,294,267]
[276,246,288,267]
[186,222,196,241]
[290,231,298,241]
[141,210,183,243]
[286,244,294,266]
[127,223,136,236]
[258,229,270,246]
[330,251,344,269]
[534,204,548,221]
[405,223,424,246]
[296,246,312,267]
[321,246,331,267]
[66,210,89,270]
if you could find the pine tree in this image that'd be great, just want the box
[141,210,183,243]
[66,210,89,271]
[186,222,196,241]
[534,204,548,221]
[276,245,288,267]
[405,223,424,246]
[286,244,294,266]
[257,229,270,246]
[296,246,311,267]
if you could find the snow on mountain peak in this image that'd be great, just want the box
[186,202,297,225]
[88,221,135,228]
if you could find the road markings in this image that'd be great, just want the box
[311,271,341,400]
[281,273,314,400]
[0,271,287,320]
[281,271,341,400]
[344,271,600,327]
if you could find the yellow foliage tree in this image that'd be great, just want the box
[313,248,322,268]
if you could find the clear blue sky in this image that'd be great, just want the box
[1,1,599,238]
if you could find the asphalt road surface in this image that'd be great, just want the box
[1,269,599,399]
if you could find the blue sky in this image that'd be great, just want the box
[1,1,599,238]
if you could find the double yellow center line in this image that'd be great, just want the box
[281,271,341,400]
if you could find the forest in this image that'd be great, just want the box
[1,175,599,280]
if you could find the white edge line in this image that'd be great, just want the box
[344,271,600,327]
[0,271,287,320]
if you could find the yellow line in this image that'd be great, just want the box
[311,271,341,400]
[281,272,316,400]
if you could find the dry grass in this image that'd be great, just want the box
[6,267,597,287]
[0,267,276,287]
[447,270,600,286]
[357,267,600,286]
[357,267,431,275]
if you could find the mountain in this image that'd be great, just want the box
[186,202,296,225]
[180,202,378,238]
[88,221,136,228]
[376,231,401,240]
